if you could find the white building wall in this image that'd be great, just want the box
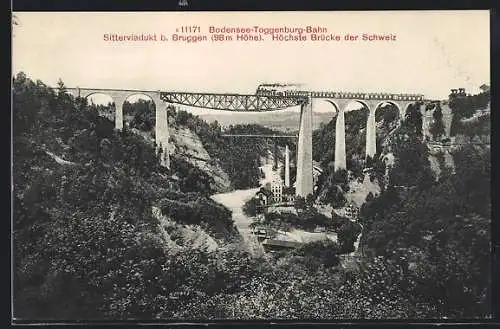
[271,172,283,203]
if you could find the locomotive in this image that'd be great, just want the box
[255,83,308,97]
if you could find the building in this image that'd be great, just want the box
[313,166,323,186]
[262,239,302,252]
[479,84,490,92]
[168,174,181,191]
[255,187,272,206]
[344,202,359,220]
[282,186,296,203]
[271,175,283,203]
[450,88,466,96]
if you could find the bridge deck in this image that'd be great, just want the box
[160,92,307,111]
[58,87,427,112]
[220,134,298,138]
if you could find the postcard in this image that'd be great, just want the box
[12,10,491,322]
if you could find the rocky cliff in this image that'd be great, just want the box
[169,126,231,193]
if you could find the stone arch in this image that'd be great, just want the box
[323,99,340,125]
[324,99,340,114]
[403,101,421,118]
[401,101,429,139]
[84,92,116,123]
[75,89,128,130]
[342,99,370,113]
[374,101,401,124]
[62,87,170,169]
[343,100,370,170]
[370,101,402,160]
[122,93,157,132]
[84,91,115,105]
[320,99,345,172]
[320,99,342,134]
[343,99,370,127]
[123,92,157,107]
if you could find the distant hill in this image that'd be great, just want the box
[198,110,336,132]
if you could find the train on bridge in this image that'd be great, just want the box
[255,83,425,101]
[256,83,309,97]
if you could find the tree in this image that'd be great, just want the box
[358,139,490,318]
[333,169,349,190]
[365,192,374,203]
[337,221,362,253]
[242,197,261,217]
[389,110,435,188]
[365,155,374,167]
[209,120,221,134]
[429,104,446,140]
[306,193,315,207]
[331,211,349,230]
[330,187,346,208]
[449,87,490,136]
[383,107,399,126]
[14,72,491,320]
[124,99,156,132]
[57,78,66,92]
[294,196,306,210]
[403,103,423,137]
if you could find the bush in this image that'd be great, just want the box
[293,240,341,267]
[337,221,362,253]
[242,197,262,217]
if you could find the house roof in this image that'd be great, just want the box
[262,239,302,248]
[256,188,273,197]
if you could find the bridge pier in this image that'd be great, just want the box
[365,108,377,159]
[155,104,170,169]
[115,98,125,130]
[334,108,346,171]
[61,87,427,176]
[273,140,278,169]
[285,144,290,187]
[296,99,314,197]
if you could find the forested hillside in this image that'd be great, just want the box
[198,110,335,132]
[312,106,401,205]
[12,72,491,320]
[168,108,296,189]
[12,72,238,319]
[358,99,491,318]
[449,88,490,137]
[120,100,294,190]
[307,92,491,318]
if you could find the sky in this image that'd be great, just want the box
[12,11,490,113]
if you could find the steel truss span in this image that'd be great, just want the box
[160,92,308,111]
[220,134,297,138]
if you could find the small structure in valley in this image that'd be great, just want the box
[255,187,273,206]
[262,238,302,252]
[270,172,284,203]
[282,186,296,203]
[344,202,359,220]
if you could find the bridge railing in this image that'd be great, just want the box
[160,92,308,111]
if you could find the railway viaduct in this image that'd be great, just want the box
[64,87,428,197]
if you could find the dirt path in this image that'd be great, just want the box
[210,158,275,255]
[211,156,340,253]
